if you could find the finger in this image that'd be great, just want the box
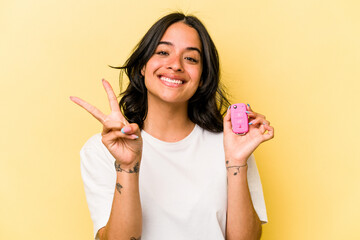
[70,96,106,123]
[246,103,253,112]
[249,118,270,127]
[102,131,138,144]
[246,111,256,120]
[246,104,267,120]
[262,124,274,142]
[120,123,141,136]
[258,122,267,134]
[102,79,121,113]
[102,120,126,134]
[246,111,265,119]
[223,107,232,134]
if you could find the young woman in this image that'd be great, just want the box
[71,12,274,240]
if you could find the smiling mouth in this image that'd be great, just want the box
[159,76,184,85]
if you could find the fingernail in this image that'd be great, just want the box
[131,134,139,139]
[249,122,253,125]
[228,106,231,110]
[247,104,250,108]
[245,111,250,114]
[121,126,131,134]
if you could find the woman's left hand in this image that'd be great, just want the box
[223,104,274,165]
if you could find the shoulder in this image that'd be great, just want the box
[81,133,103,151]
[81,133,112,157]
[80,133,115,170]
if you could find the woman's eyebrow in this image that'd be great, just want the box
[158,41,201,54]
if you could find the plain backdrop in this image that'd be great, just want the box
[1,0,359,239]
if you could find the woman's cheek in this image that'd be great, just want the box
[189,67,202,83]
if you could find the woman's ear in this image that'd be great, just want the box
[141,66,145,77]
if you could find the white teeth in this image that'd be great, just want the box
[160,76,183,84]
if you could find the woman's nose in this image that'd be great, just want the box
[167,55,184,72]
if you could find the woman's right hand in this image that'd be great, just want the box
[70,79,142,168]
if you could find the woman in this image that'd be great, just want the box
[70,12,274,240]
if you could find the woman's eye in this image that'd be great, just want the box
[156,51,168,56]
[185,57,198,63]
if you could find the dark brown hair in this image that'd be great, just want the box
[113,12,230,132]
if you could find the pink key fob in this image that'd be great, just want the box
[230,103,249,134]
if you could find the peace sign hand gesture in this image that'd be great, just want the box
[70,79,142,168]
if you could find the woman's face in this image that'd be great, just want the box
[142,21,203,106]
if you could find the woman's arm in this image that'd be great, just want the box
[223,104,274,239]
[71,79,143,239]
[98,160,142,240]
[226,164,261,240]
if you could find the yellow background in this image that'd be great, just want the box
[1,0,359,239]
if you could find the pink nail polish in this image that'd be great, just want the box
[131,134,139,139]
[121,126,131,134]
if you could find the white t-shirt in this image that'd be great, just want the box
[80,125,267,239]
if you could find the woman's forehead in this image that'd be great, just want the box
[159,22,202,50]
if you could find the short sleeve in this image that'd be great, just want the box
[247,154,268,224]
[80,134,116,238]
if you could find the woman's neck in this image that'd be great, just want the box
[143,100,195,142]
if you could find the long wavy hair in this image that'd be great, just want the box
[112,12,230,132]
